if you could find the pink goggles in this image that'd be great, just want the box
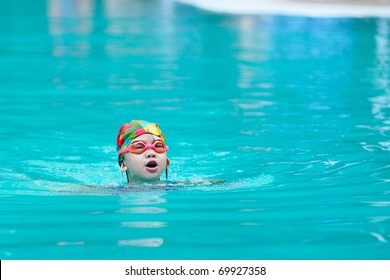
[118,140,168,155]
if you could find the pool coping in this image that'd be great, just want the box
[175,0,390,18]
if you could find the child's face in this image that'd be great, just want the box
[120,134,170,182]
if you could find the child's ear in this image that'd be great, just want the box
[166,158,170,168]
[120,162,128,172]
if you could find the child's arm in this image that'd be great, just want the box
[176,179,226,184]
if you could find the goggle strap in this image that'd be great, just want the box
[118,148,129,155]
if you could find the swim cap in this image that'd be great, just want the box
[116,120,166,165]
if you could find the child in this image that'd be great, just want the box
[117,120,170,183]
[116,119,225,185]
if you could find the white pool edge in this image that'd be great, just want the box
[175,0,390,18]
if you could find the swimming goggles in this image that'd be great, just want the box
[118,140,168,155]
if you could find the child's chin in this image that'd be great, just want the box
[138,173,162,182]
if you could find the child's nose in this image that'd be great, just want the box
[146,151,156,158]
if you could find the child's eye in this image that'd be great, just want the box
[133,143,145,150]
[154,142,164,148]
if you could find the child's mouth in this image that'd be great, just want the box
[145,160,158,171]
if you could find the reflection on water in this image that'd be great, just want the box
[117,193,168,247]
[370,19,390,137]
[358,18,390,155]
[48,0,94,18]
[118,238,164,247]
[47,0,180,90]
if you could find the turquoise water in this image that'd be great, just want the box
[1,0,389,259]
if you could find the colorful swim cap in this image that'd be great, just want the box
[116,120,166,165]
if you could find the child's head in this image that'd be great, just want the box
[116,120,170,183]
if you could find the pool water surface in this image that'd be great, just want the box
[0,0,389,259]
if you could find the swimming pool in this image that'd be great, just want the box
[1,0,389,259]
